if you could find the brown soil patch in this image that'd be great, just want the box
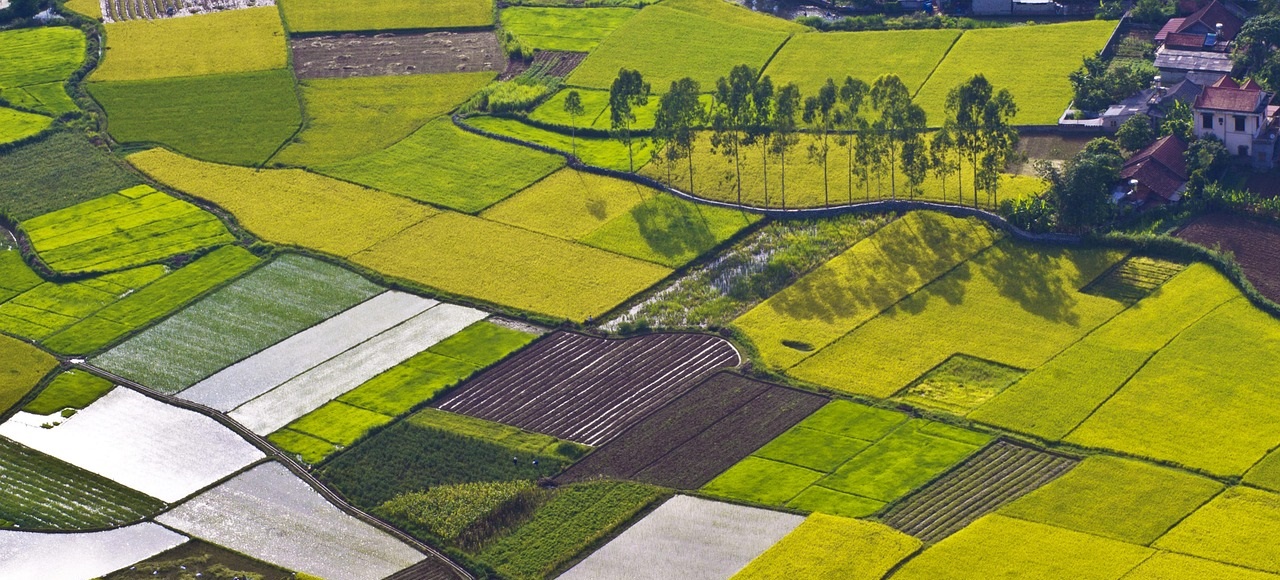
[290,31,507,79]
[1177,212,1280,303]
[498,50,586,80]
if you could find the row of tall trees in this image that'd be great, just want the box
[571,66,1020,209]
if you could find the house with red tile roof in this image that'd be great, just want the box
[1118,134,1190,206]
[1193,75,1280,168]
[1155,0,1244,47]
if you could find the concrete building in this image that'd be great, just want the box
[1193,76,1280,168]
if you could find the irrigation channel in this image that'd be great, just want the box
[69,360,475,580]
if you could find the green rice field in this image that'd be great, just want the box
[278,0,494,33]
[501,7,638,52]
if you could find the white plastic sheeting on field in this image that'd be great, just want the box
[229,303,487,435]
[0,388,264,503]
[180,291,438,411]
[157,461,424,580]
[559,495,804,580]
[0,522,187,580]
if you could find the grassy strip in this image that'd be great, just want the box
[22,370,114,415]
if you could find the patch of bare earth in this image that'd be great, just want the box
[1177,212,1280,303]
[290,31,507,79]
[498,50,586,80]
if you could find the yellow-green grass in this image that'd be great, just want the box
[1155,487,1280,573]
[268,428,337,465]
[0,131,144,221]
[501,7,637,52]
[0,26,84,97]
[642,131,1045,209]
[791,241,1125,398]
[1000,455,1223,545]
[817,420,989,501]
[0,265,167,341]
[0,334,58,414]
[1124,552,1280,580]
[320,118,565,213]
[93,7,288,82]
[970,263,1239,440]
[87,69,302,166]
[336,352,479,419]
[530,89,711,131]
[276,72,495,167]
[0,107,52,145]
[566,5,792,89]
[272,401,395,463]
[42,246,260,355]
[731,514,919,580]
[64,0,101,18]
[0,248,47,300]
[278,0,493,33]
[892,514,1153,580]
[913,21,1118,126]
[127,148,436,257]
[23,185,234,274]
[23,370,114,415]
[733,211,999,370]
[1,82,78,116]
[658,0,808,33]
[1247,450,1280,493]
[409,408,589,460]
[1066,298,1280,477]
[350,211,672,321]
[763,29,960,98]
[482,168,653,239]
[897,354,1025,415]
[464,115,647,172]
[424,320,537,367]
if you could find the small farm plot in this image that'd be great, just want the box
[559,495,803,580]
[0,523,187,580]
[890,514,1153,580]
[1153,486,1280,574]
[703,400,990,518]
[100,0,270,22]
[1178,212,1280,303]
[895,354,1025,415]
[879,440,1078,543]
[157,462,426,580]
[229,303,488,435]
[101,539,295,580]
[0,437,165,530]
[763,29,961,97]
[0,263,167,342]
[290,31,505,78]
[0,388,264,503]
[0,334,57,414]
[87,70,303,167]
[0,131,143,221]
[565,4,794,89]
[1121,552,1280,580]
[436,331,740,446]
[94,254,381,394]
[0,107,51,146]
[0,27,85,117]
[275,72,495,167]
[463,115,650,172]
[179,291,437,412]
[1000,455,1224,546]
[22,185,234,274]
[22,370,114,415]
[94,7,288,82]
[127,148,436,258]
[912,21,1118,126]
[278,0,494,33]
[319,118,566,213]
[732,514,921,580]
[501,7,638,52]
[558,372,825,489]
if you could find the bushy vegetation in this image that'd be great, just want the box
[278,0,494,32]
[0,131,142,221]
[1069,56,1159,113]
[94,7,288,81]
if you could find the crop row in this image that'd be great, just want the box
[880,440,1078,543]
[437,331,739,446]
[1081,256,1185,304]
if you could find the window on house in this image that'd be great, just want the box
[1235,115,1247,132]
[1240,145,1250,156]
[1202,113,1214,129]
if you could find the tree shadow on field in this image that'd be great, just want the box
[975,242,1107,325]
[631,196,723,262]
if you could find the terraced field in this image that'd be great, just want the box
[0,438,164,530]
[436,331,740,446]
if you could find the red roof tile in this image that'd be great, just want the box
[1176,0,1243,40]
[1212,75,1239,89]
[1196,84,1266,112]
[1166,32,1208,49]
[1156,18,1186,42]
[1243,78,1264,90]
[1121,134,1190,201]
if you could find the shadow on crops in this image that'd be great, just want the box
[631,197,722,261]
[975,243,1115,326]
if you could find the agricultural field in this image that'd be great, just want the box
[156,462,427,580]
[464,115,650,172]
[0,27,84,116]
[895,355,1025,415]
[704,400,990,517]
[1154,487,1280,574]
[0,107,51,146]
[0,523,187,580]
[0,260,168,342]
[277,0,494,33]
[559,372,826,489]
[529,88,698,131]
[320,118,566,213]
[87,70,303,166]
[99,0,270,22]
[93,7,288,82]
[880,440,1078,543]
[0,131,143,221]
[732,514,920,580]
[290,31,504,78]
[276,72,496,167]
[0,388,264,503]
[912,20,1118,126]
[0,437,164,530]
[1178,212,1280,303]
[22,185,234,274]
[94,254,381,393]
[102,539,295,580]
[763,29,961,97]
[501,7,638,52]
[560,495,803,580]
[436,331,740,446]
[0,334,57,414]
[22,370,114,416]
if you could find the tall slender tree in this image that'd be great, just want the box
[838,77,868,204]
[609,69,651,173]
[854,116,879,201]
[711,65,756,205]
[929,124,960,202]
[749,75,775,206]
[563,90,584,158]
[654,77,703,191]
[773,82,802,209]
[804,78,838,206]
[946,74,1017,207]
[870,74,927,200]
